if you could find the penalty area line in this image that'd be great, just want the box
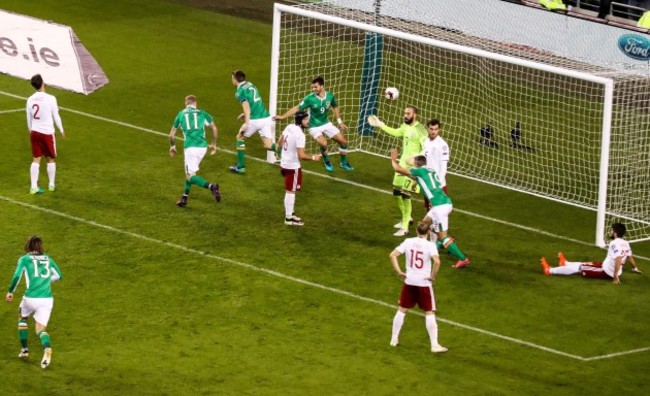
[0,194,590,361]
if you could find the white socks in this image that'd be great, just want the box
[284,192,295,218]
[47,163,56,187]
[550,262,581,275]
[30,163,40,189]
[391,311,406,343]
[426,314,440,348]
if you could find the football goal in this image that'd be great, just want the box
[270,1,650,247]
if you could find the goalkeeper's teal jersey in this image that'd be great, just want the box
[172,106,214,149]
[8,254,62,298]
[410,167,452,207]
[380,122,427,167]
[298,91,337,128]
[235,81,270,120]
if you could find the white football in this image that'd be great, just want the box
[385,87,399,100]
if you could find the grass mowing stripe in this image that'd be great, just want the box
[4,89,641,260]
[0,194,592,361]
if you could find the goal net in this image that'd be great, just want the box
[270,1,650,246]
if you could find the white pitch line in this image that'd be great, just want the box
[0,194,586,361]
[1,90,649,361]
[3,89,644,258]
[0,108,24,114]
[583,346,650,361]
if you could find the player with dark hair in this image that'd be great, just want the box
[422,119,450,213]
[390,149,470,268]
[368,106,427,236]
[229,70,277,174]
[169,95,221,207]
[277,111,322,225]
[26,74,65,194]
[510,121,534,151]
[6,235,63,369]
[389,221,447,353]
[274,76,353,172]
[541,223,642,284]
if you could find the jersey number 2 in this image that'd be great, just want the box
[32,104,41,120]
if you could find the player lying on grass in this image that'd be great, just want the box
[541,223,642,284]
[390,148,470,268]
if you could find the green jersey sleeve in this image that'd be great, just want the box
[8,258,25,293]
[380,124,405,137]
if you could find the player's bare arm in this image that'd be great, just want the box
[429,255,441,282]
[274,105,299,121]
[169,127,178,157]
[5,292,13,302]
[297,147,322,162]
[238,100,251,134]
[389,249,406,279]
[332,107,348,131]
[209,122,218,155]
[390,148,413,177]
[613,256,622,284]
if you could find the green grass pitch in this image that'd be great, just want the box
[0,1,649,394]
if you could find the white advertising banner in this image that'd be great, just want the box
[0,10,108,94]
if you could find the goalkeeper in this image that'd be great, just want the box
[368,106,427,236]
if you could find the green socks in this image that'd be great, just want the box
[339,145,348,165]
[184,180,191,195]
[18,320,28,349]
[319,146,330,163]
[37,330,51,348]
[189,175,209,189]
[441,236,466,260]
[236,140,246,168]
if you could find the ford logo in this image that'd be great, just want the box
[618,34,650,61]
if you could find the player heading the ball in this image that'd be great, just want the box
[274,76,353,173]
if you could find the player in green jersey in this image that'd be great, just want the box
[274,76,353,172]
[169,95,221,207]
[6,235,63,368]
[390,149,470,268]
[229,70,278,174]
[368,106,427,236]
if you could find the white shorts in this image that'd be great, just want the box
[184,147,207,175]
[308,122,340,140]
[20,297,54,326]
[242,116,274,140]
[426,203,453,233]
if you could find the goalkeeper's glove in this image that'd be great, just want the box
[367,115,385,128]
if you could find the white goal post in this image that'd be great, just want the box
[270,2,650,247]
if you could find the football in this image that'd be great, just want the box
[385,87,399,100]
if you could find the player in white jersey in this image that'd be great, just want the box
[26,74,65,195]
[423,119,449,192]
[541,223,642,284]
[389,222,447,353]
[278,111,322,226]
